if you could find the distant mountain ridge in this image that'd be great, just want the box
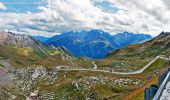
[113,32,152,47]
[0,31,73,57]
[0,31,74,67]
[0,31,50,54]
[44,29,152,59]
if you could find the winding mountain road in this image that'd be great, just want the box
[57,55,170,75]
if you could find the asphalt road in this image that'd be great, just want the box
[56,55,169,75]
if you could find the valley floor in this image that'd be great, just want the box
[1,55,170,100]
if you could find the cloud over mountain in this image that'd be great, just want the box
[0,0,170,36]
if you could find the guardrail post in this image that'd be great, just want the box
[159,75,164,86]
[168,68,170,72]
[150,85,158,99]
[164,70,169,75]
[144,88,150,100]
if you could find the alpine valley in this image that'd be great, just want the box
[1,0,170,100]
[1,30,170,100]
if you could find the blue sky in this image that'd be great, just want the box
[0,0,169,36]
[0,0,46,13]
[92,1,120,14]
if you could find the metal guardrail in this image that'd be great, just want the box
[153,71,170,100]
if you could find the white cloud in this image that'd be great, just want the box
[107,0,170,36]
[0,2,6,10]
[0,0,170,36]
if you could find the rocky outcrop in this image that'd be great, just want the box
[0,31,50,54]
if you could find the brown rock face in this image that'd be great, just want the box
[0,31,50,54]
[0,32,8,43]
[0,31,37,47]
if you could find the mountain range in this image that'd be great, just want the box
[43,29,152,59]
[0,31,73,67]
[1,30,170,100]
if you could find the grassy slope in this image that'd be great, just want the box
[97,43,164,71]
[123,57,170,100]
[36,54,94,70]
[0,44,73,68]
[96,32,170,72]
[0,45,41,67]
